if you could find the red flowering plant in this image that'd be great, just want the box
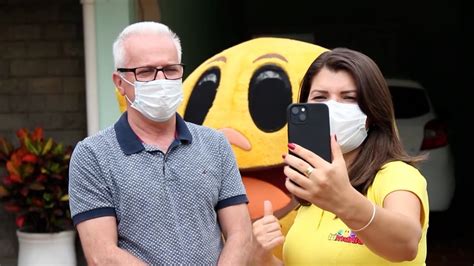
[0,127,73,233]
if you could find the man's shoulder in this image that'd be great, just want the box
[76,125,116,149]
[185,121,222,138]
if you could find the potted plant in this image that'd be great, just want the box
[0,127,76,265]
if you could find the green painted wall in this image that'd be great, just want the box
[95,0,135,129]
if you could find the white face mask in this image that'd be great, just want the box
[323,100,368,154]
[122,77,183,122]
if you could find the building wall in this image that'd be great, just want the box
[0,0,86,262]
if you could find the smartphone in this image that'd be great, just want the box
[287,103,331,205]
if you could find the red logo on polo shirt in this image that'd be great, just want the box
[328,229,363,245]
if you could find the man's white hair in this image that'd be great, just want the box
[112,21,182,68]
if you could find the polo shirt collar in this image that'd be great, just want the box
[114,112,193,155]
[175,113,192,143]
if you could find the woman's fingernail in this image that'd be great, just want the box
[288,143,296,150]
[282,154,286,159]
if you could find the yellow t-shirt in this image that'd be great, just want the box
[283,161,429,265]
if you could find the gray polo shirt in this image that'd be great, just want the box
[69,112,248,265]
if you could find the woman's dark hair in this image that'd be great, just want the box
[299,47,426,195]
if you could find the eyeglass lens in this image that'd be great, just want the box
[135,65,183,81]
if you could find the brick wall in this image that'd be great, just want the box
[0,0,86,262]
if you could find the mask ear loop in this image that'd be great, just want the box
[120,75,135,86]
[119,75,137,106]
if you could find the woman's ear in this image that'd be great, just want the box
[365,118,371,129]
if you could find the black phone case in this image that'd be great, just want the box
[287,103,331,206]
[287,103,331,162]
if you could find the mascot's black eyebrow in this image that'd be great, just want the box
[253,53,288,63]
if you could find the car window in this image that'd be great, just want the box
[389,86,430,118]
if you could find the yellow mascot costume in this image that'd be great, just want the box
[116,37,328,258]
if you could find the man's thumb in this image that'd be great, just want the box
[263,200,273,216]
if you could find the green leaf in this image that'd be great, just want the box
[43,193,52,201]
[0,137,13,160]
[49,162,60,173]
[41,138,54,155]
[52,143,64,156]
[24,137,39,155]
[60,194,69,201]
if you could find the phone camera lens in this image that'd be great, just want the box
[291,106,299,115]
[299,113,306,121]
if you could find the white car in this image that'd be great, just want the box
[387,78,455,211]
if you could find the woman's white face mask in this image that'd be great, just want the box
[121,77,183,122]
[323,100,368,154]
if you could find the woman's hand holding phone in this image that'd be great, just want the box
[286,103,331,205]
[283,136,355,215]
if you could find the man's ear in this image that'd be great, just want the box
[112,72,126,95]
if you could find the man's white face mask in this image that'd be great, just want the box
[121,77,183,122]
[323,100,368,154]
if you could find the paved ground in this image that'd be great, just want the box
[426,211,473,266]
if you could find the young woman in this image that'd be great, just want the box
[252,48,429,265]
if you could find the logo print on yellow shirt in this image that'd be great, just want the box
[328,229,363,245]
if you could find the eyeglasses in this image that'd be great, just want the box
[117,64,185,81]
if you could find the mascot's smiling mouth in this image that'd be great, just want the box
[219,125,296,220]
[240,165,299,220]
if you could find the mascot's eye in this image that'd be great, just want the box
[249,65,292,132]
[184,67,220,125]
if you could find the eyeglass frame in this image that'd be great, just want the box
[117,63,185,81]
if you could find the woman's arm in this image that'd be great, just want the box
[284,136,423,262]
[338,190,422,262]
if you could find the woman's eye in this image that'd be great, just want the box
[344,96,357,101]
[310,96,326,101]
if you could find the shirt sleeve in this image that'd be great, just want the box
[68,140,115,225]
[370,161,429,227]
[215,132,248,210]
